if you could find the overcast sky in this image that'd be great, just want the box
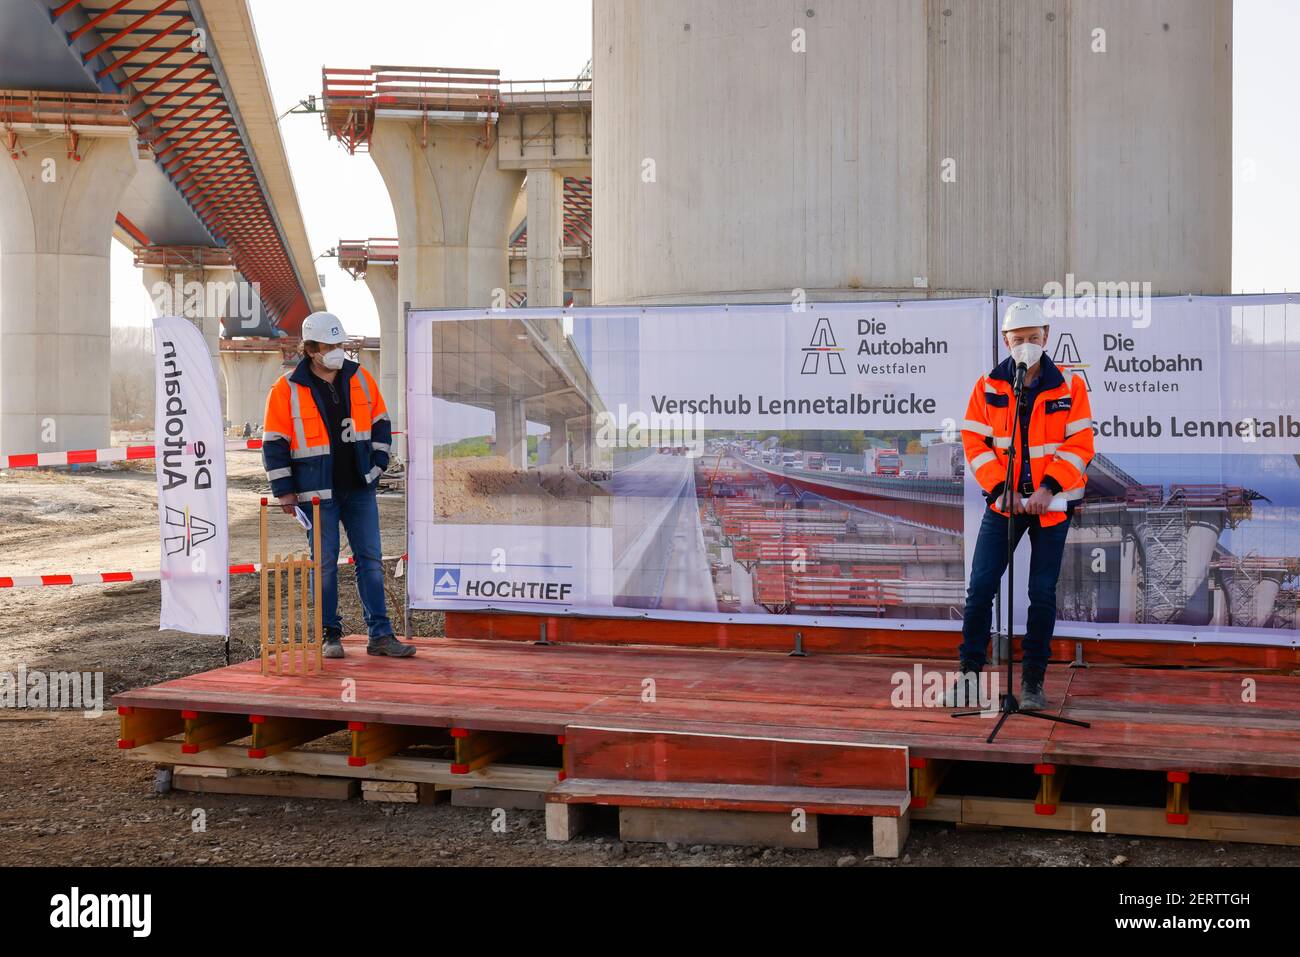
[109,0,1300,333]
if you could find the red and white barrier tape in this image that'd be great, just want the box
[0,554,409,590]
[2,433,405,470]
[1,440,263,469]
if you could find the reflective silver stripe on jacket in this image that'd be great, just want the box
[1065,417,1092,436]
[266,467,292,480]
[285,374,309,451]
[962,419,992,437]
[371,441,390,453]
[372,411,390,424]
[356,368,372,407]
[1058,485,1085,501]
[295,489,333,502]
[1056,449,1087,472]
[1029,443,1061,457]
[291,445,331,459]
[366,466,382,483]
[263,430,290,443]
[970,451,997,471]
[992,436,1012,449]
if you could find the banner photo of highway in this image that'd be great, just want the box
[405,300,992,630]
[992,294,1300,646]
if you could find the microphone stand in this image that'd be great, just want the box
[952,360,1091,743]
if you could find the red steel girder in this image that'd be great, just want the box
[97,17,186,77]
[126,46,202,93]
[172,153,249,190]
[152,114,229,157]
[131,71,209,118]
[70,0,133,41]
[83,0,184,62]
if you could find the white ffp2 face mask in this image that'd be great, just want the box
[1010,342,1044,368]
[319,348,346,371]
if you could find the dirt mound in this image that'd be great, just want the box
[434,456,609,526]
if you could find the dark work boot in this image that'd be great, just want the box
[943,662,983,708]
[322,627,345,659]
[1020,669,1048,711]
[367,634,417,658]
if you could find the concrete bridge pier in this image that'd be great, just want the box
[0,134,136,454]
[360,262,400,421]
[140,259,235,416]
[219,344,286,432]
[368,120,525,442]
[525,168,566,308]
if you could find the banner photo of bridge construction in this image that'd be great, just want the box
[992,294,1300,646]
[405,300,991,629]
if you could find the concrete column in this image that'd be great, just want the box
[526,169,565,308]
[546,412,570,467]
[569,420,591,469]
[1118,536,1139,624]
[361,263,400,415]
[493,395,528,469]
[0,134,136,454]
[142,262,232,418]
[565,254,592,306]
[219,349,285,431]
[358,346,382,391]
[368,120,525,436]
[1250,575,1283,629]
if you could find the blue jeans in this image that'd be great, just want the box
[959,506,1071,676]
[306,485,393,640]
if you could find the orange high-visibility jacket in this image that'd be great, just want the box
[261,357,391,502]
[960,354,1095,527]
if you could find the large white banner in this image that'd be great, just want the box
[152,317,228,637]
[408,300,991,630]
[994,294,1300,646]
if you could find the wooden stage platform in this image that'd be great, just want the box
[113,637,1300,852]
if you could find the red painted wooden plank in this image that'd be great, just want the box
[564,726,907,790]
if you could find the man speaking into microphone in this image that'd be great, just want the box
[947,301,1096,710]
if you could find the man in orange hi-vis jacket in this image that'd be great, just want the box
[262,311,415,660]
[948,301,1095,710]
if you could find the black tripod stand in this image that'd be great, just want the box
[952,361,1091,744]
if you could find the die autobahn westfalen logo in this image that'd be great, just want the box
[800,317,846,375]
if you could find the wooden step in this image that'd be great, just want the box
[563,725,909,791]
[547,777,909,817]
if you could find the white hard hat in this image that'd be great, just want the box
[1001,300,1048,333]
[301,311,347,344]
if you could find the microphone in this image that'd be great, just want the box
[1013,361,1027,392]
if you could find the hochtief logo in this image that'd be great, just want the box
[433,567,461,596]
[162,505,215,557]
[801,317,846,375]
[1051,333,1092,391]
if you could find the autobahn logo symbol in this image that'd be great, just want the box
[162,506,216,557]
[1052,333,1092,390]
[433,567,461,596]
[801,317,846,374]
